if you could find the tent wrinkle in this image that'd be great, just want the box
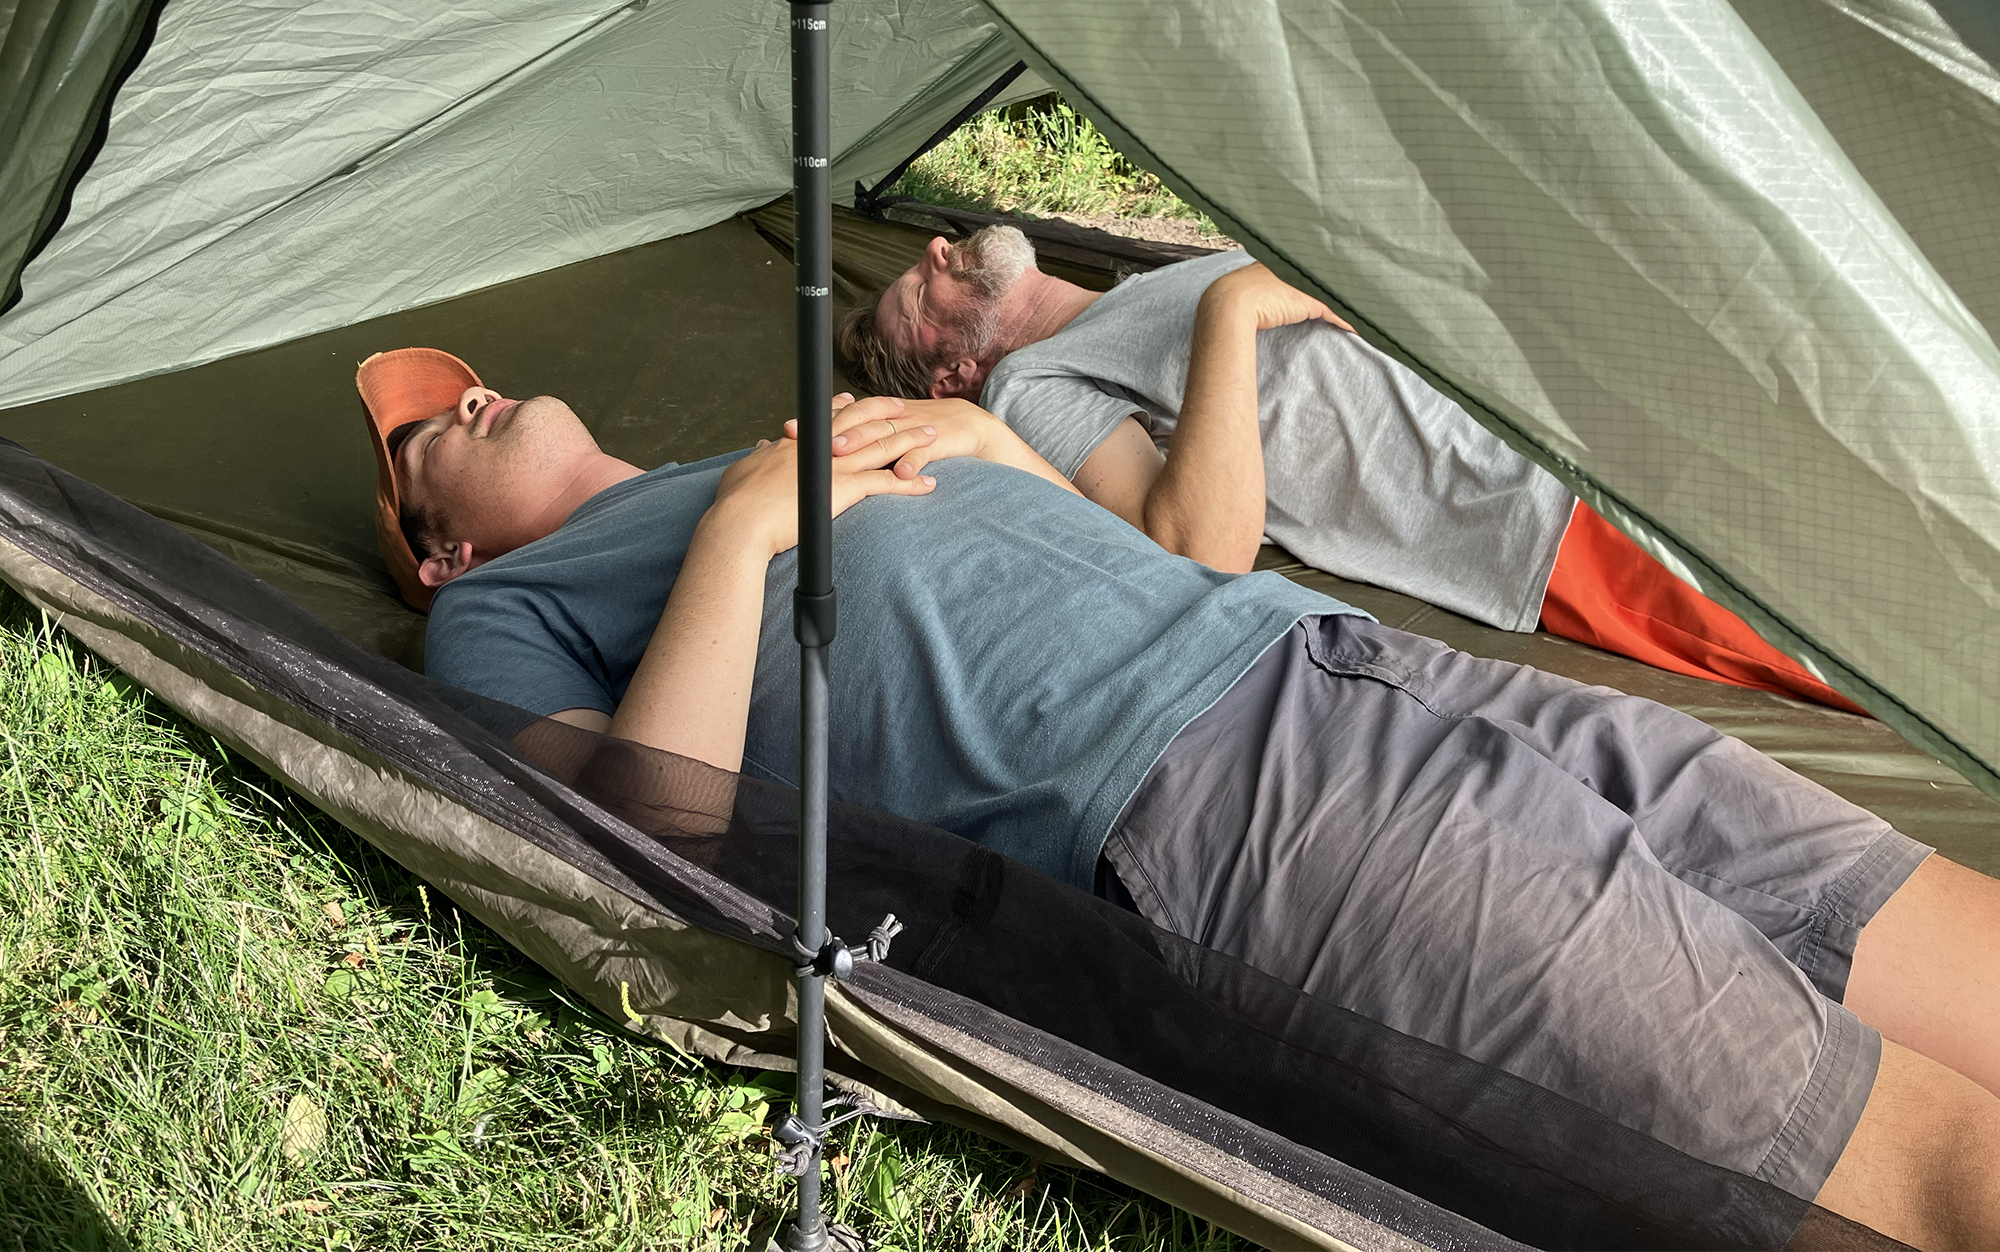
[0,0,159,312]
[851,56,1028,217]
[1824,0,2000,99]
[0,0,1042,409]
[831,30,1026,182]
[978,0,2000,803]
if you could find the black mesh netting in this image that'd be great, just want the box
[0,438,1907,1252]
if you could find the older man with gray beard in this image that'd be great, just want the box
[837,224,1863,709]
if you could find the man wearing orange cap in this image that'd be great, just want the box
[357,347,2000,1249]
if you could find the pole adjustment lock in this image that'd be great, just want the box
[794,588,836,647]
[791,914,903,980]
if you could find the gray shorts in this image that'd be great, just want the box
[1101,614,1931,1200]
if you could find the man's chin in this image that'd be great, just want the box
[495,394,588,442]
[954,224,1038,296]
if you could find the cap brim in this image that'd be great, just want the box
[357,348,482,613]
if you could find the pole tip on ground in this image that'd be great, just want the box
[743,1219,867,1252]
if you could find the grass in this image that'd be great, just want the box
[887,96,1221,235]
[0,586,1252,1252]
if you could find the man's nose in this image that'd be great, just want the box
[454,386,500,424]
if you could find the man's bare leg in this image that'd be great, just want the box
[1846,857,2000,1096]
[1814,1040,2000,1249]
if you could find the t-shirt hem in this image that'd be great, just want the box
[1065,595,1367,891]
[1522,498,1582,631]
[535,695,616,718]
[981,376,1144,480]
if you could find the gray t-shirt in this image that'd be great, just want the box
[980,251,1576,632]
[425,451,1353,891]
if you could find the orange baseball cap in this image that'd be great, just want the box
[356,347,482,613]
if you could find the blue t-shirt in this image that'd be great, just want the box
[426,452,1358,890]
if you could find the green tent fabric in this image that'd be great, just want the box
[5,0,1995,809]
[0,0,155,309]
[1726,0,2000,347]
[0,0,1044,404]
[1,0,1997,1244]
[975,0,2000,802]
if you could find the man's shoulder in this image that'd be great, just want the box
[1104,248,1253,304]
[992,250,1254,376]
[1148,248,1254,279]
[424,560,545,652]
[982,344,1106,397]
[419,461,733,710]
[421,521,596,624]
[1070,249,1249,317]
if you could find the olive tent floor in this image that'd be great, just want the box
[0,199,1991,881]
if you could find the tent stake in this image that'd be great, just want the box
[783,0,838,1248]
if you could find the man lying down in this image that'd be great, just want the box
[357,347,2000,1248]
[840,225,1864,713]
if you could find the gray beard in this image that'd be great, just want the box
[953,224,1036,297]
[942,225,1037,359]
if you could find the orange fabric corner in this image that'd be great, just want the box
[1541,504,1867,715]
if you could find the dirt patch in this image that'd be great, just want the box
[1038,211,1239,251]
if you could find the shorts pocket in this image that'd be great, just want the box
[1301,613,1453,703]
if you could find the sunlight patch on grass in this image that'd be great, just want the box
[889,97,1220,234]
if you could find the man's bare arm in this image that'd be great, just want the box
[1143,273,1269,571]
[1072,262,1349,573]
[607,504,778,769]
[598,429,939,770]
[1071,416,1163,532]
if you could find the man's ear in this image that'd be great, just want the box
[929,357,984,400]
[417,540,479,589]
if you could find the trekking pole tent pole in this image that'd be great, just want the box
[773,7,904,1243]
[782,0,837,1247]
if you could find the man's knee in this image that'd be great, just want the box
[1847,855,2000,1098]
[1814,1040,2000,1249]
